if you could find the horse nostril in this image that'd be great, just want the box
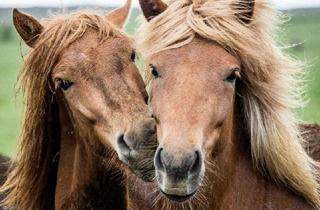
[190,150,202,175]
[117,134,131,157]
[155,147,164,171]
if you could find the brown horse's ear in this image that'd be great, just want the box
[106,0,132,28]
[138,0,168,21]
[12,8,43,48]
[234,0,255,24]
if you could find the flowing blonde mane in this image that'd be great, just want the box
[0,11,124,210]
[137,0,320,208]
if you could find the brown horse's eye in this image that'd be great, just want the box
[59,79,74,91]
[130,50,136,62]
[150,64,159,78]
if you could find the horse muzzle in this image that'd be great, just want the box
[154,147,204,202]
[116,117,157,182]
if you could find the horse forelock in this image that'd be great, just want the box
[137,0,320,208]
[0,11,124,210]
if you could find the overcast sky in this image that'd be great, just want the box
[0,0,319,9]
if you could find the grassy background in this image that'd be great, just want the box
[0,8,319,156]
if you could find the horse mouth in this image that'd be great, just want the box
[160,189,196,202]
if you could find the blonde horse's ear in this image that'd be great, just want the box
[138,0,168,21]
[234,0,255,24]
[106,0,132,28]
[12,8,43,48]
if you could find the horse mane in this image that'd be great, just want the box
[0,11,124,209]
[137,0,320,208]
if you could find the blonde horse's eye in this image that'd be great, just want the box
[225,69,240,84]
[226,72,237,83]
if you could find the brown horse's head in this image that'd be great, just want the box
[12,0,156,181]
[138,0,250,201]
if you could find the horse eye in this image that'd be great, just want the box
[150,64,159,78]
[59,79,74,91]
[225,70,239,84]
[130,50,136,62]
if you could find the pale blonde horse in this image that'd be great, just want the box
[134,0,320,209]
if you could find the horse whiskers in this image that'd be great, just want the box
[205,159,223,181]
[152,191,162,208]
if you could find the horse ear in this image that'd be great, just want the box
[106,0,132,28]
[12,8,43,48]
[138,0,168,21]
[235,0,255,24]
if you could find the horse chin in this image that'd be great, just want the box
[160,189,197,203]
[156,172,201,203]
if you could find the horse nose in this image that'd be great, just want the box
[117,117,157,160]
[155,147,202,177]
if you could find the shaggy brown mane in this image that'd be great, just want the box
[137,0,320,208]
[0,11,125,210]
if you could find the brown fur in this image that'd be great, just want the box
[0,154,11,205]
[301,124,320,161]
[0,154,10,208]
[0,154,10,187]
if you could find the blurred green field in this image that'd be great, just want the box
[0,9,319,156]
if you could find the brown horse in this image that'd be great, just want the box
[0,1,157,209]
[133,0,320,209]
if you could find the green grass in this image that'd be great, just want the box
[0,39,21,156]
[0,9,319,156]
[282,9,320,122]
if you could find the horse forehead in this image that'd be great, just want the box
[58,40,128,73]
[60,30,131,62]
[150,38,239,69]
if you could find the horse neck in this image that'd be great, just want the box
[126,170,158,210]
[54,98,127,210]
[202,109,254,209]
[202,105,313,210]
